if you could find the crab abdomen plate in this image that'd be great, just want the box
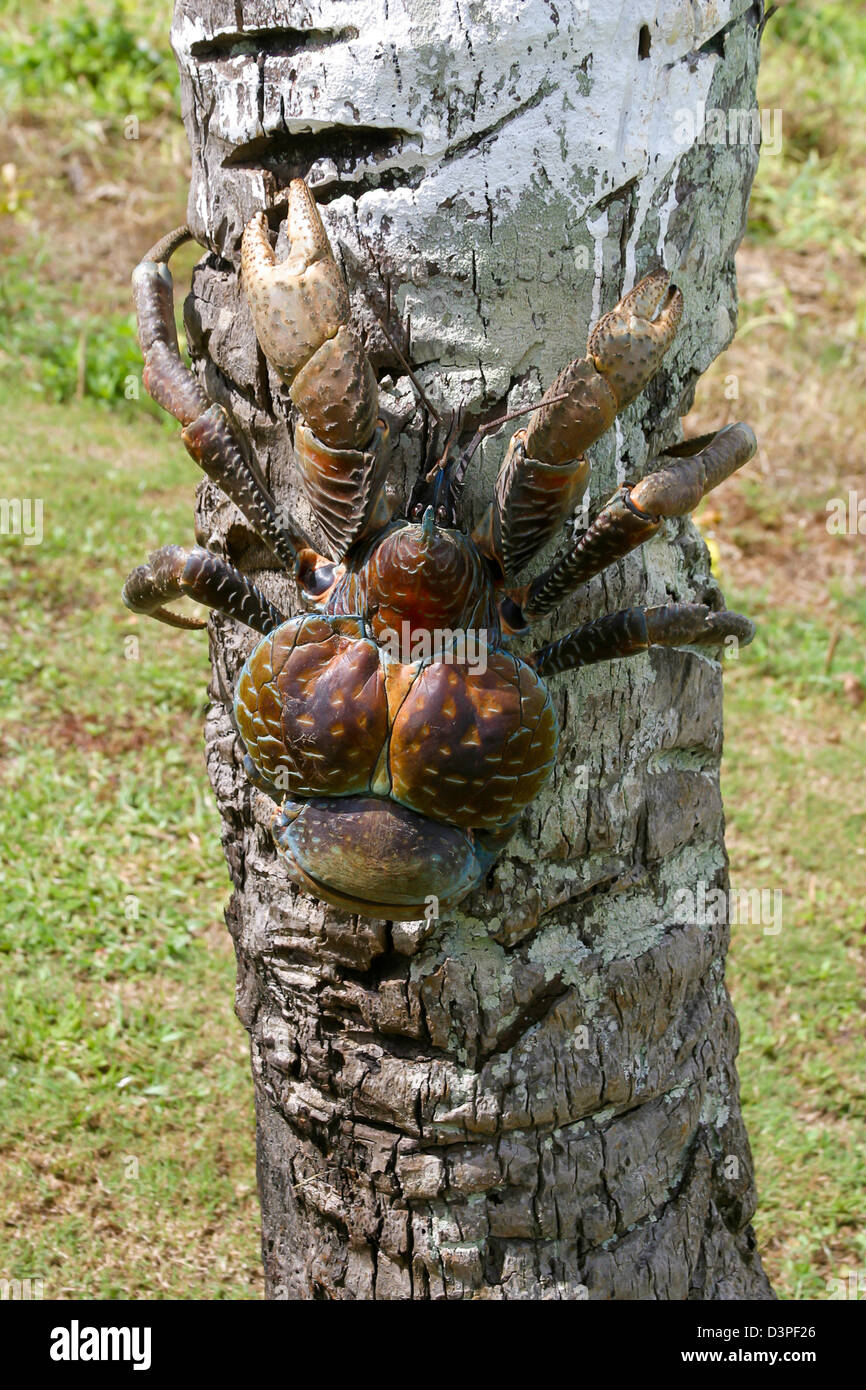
[237,621,557,829]
[235,614,387,797]
[387,648,557,829]
[272,796,485,919]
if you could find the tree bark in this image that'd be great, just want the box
[171,0,774,1298]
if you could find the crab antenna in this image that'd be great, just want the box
[425,407,463,482]
[374,315,445,428]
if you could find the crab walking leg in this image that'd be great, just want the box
[520,423,757,621]
[531,602,756,679]
[180,406,308,573]
[474,270,684,583]
[122,545,286,635]
[132,226,206,424]
[241,180,391,560]
[131,231,312,571]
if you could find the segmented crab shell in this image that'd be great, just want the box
[234,611,558,917]
[241,180,386,558]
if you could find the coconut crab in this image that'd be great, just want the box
[122,178,757,921]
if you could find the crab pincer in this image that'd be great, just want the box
[241,181,388,555]
[477,270,684,586]
[525,270,683,467]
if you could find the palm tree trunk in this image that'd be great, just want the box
[171,0,774,1299]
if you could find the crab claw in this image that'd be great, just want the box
[588,268,684,410]
[242,178,380,466]
[122,545,206,629]
[241,179,385,552]
[520,270,683,470]
[241,179,352,387]
[629,422,757,518]
[480,270,684,582]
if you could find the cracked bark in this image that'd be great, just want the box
[171,0,775,1298]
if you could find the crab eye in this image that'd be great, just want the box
[500,596,530,634]
[436,506,447,523]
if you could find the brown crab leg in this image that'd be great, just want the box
[518,423,756,622]
[131,231,312,571]
[531,602,755,679]
[474,270,684,583]
[180,406,308,572]
[122,545,285,634]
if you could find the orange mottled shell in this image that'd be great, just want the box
[234,614,558,833]
[361,522,494,645]
[388,650,556,829]
[235,615,386,798]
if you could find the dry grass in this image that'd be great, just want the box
[689,244,866,610]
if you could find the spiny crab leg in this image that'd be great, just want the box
[241,181,391,559]
[474,269,684,584]
[131,229,312,572]
[180,406,308,573]
[518,422,757,623]
[531,602,756,680]
[132,226,210,424]
[122,545,286,635]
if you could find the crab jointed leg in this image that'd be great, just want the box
[532,603,756,679]
[122,545,285,635]
[518,422,757,621]
[474,269,684,583]
[131,228,311,571]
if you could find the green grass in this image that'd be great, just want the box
[0,0,178,123]
[0,254,149,405]
[718,592,866,1299]
[752,2,866,262]
[0,387,261,1297]
[0,246,197,407]
[0,0,194,411]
